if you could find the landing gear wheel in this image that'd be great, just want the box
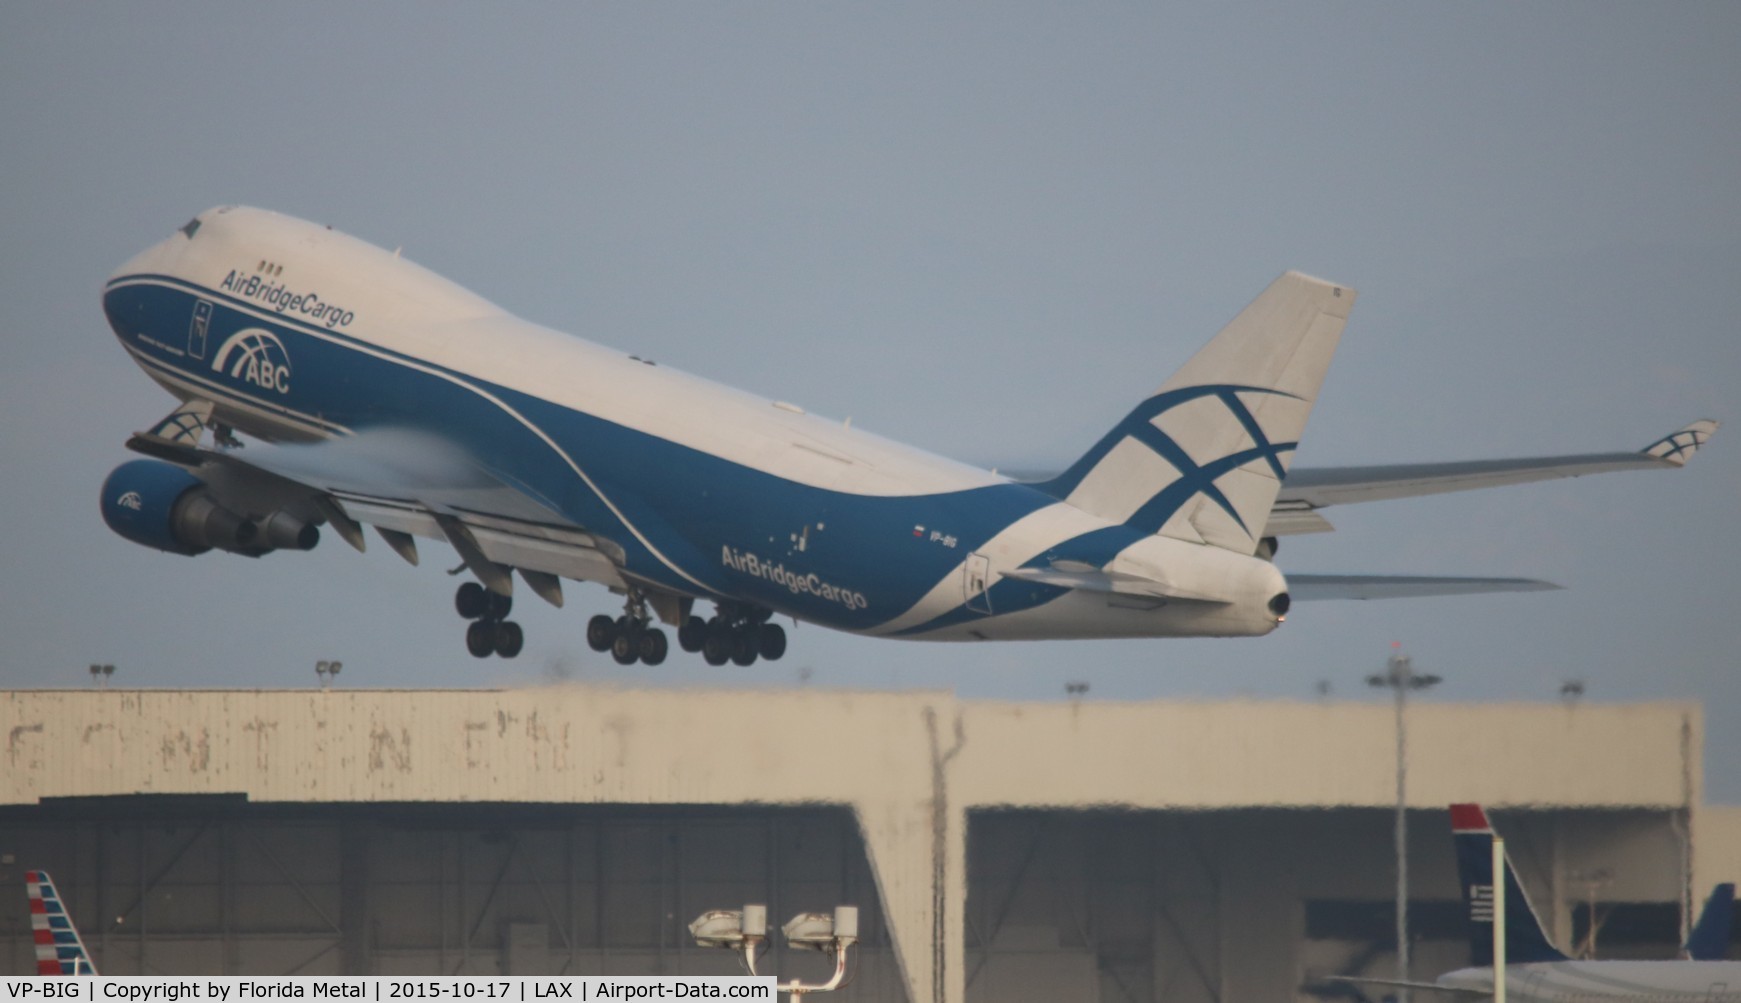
[494,621,524,658]
[702,631,731,666]
[456,582,489,619]
[678,616,708,653]
[638,629,668,666]
[486,591,513,619]
[611,629,641,665]
[758,623,787,661]
[466,619,496,658]
[587,614,616,652]
[730,630,759,667]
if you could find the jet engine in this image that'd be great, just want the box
[100,458,319,557]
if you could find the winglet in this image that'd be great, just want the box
[1642,420,1719,467]
[126,399,216,465]
[141,399,214,448]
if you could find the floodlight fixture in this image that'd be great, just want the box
[691,903,859,994]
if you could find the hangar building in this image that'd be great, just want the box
[2,687,1738,1002]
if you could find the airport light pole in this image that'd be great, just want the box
[1367,645,1441,1003]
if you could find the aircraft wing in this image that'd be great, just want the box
[1268,420,1718,536]
[1287,573,1561,600]
[125,403,627,604]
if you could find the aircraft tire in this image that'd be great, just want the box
[494,621,524,659]
[487,591,513,620]
[586,615,616,652]
[678,616,708,653]
[611,631,640,665]
[702,633,732,666]
[456,582,489,619]
[730,631,759,667]
[639,629,668,666]
[758,623,786,661]
[465,619,497,658]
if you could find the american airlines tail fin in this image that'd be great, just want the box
[1450,804,1568,967]
[1685,882,1735,960]
[1037,272,1355,555]
[27,870,98,975]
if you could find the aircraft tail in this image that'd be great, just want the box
[1450,804,1568,966]
[1037,272,1355,555]
[1685,882,1735,960]
[27,870,98,975]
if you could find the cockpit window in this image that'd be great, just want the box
[179,217,202,239]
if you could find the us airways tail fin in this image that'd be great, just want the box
[27,870,98,975]
[1450,804,1568,966]
[1037,272,1354,555]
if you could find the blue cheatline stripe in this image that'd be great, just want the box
[891,523,1146,637]
[125,346,347,438]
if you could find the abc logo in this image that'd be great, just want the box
[211,327,292,394]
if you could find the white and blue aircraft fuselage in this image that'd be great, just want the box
[98,207,1716,665]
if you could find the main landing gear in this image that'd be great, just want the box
[679,603,786,667]
[584,596,787,666]
[586,590,670,666]
[456,581,524,659]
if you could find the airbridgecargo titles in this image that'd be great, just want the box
[720,546,869,611]
[217,268,354,329]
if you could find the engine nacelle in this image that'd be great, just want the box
[100,459,317,556]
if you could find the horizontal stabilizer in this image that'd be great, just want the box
[1288,573,1561,600]
[1001,563,1233,603]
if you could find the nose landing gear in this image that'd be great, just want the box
[456,581,524,658]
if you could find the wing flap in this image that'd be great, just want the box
[335,495,626,589]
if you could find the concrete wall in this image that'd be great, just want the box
[0,688,1719,1001]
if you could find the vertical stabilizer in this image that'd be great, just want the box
[1685,882,1735,960]
[27,870,98,975]
[1038,272,1355,555]
[1449,804,1568,966]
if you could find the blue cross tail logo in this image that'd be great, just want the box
[1039,383,1303,538]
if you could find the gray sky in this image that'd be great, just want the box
[4,6,1739,795]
